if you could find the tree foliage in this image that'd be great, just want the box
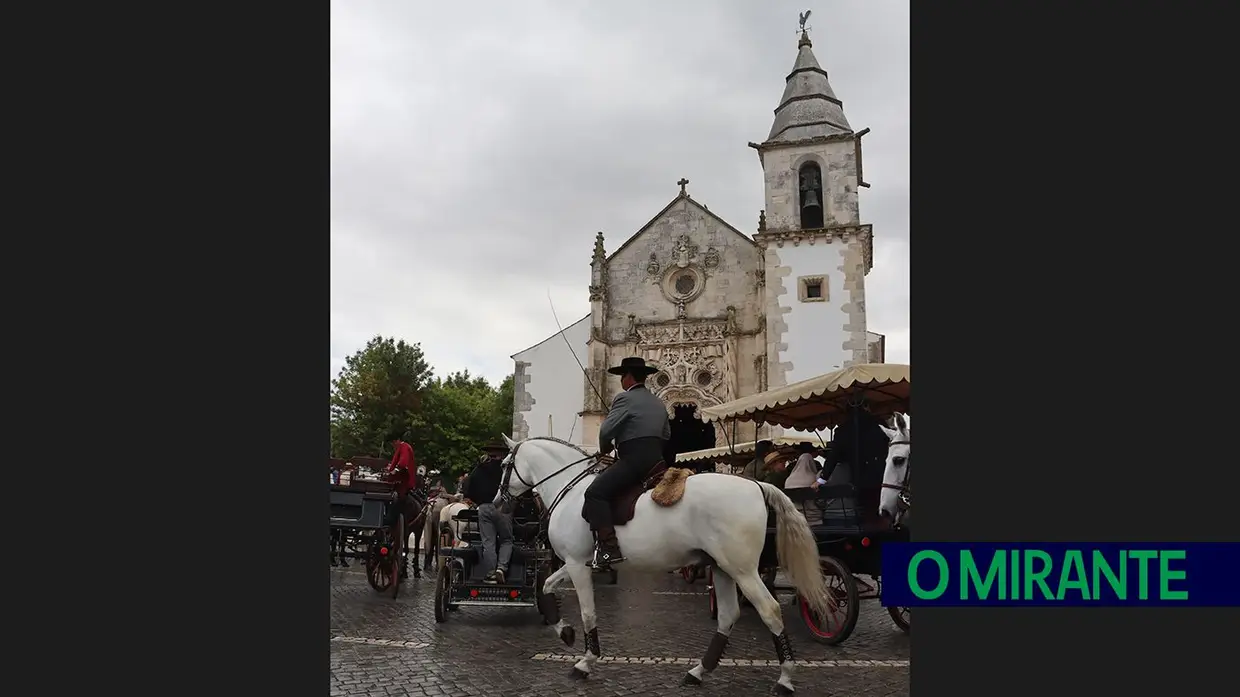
[330,336,514,484]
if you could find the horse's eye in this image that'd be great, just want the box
[892,457,906,467]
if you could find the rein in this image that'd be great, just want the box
[499,438,602,539]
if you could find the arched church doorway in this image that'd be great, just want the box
[665,403,717,473]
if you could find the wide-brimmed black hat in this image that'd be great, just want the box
[481,441,509,453]
[607,356,659,376]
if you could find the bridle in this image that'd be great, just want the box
[499,438,602,532]
[881,439,912,517]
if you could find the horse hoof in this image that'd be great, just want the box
[560,626,576,647]
[569,667,589,680]
[681,673,702,686]
[773,684,794,696]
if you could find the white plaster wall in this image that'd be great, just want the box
[511,316,589,446]
[779,241,852,384]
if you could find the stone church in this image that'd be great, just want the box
[510,29,886,457]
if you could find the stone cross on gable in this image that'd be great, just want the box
[678,177,689,196]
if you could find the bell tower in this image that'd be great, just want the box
[751,25,875,392]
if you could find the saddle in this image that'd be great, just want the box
[610,461,695,526]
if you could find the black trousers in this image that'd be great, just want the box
[583,437,665,530]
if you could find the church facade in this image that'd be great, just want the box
[510,30,885,456]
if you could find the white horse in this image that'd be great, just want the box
[878,413,911,526]
[497,434,831,695]
[438,501,470,549]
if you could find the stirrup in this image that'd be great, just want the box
[592,545,624,569]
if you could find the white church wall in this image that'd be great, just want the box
[511,315,590,445]
[769,240,852,385]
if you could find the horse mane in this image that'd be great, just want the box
[521,436,592,458]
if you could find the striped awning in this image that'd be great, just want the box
[700,363,909,430]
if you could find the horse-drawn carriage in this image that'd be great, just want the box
[433,495,559,624]
[698,363,911,644]
[329,474,410,599]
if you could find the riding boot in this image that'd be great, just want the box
[592,526,624,569]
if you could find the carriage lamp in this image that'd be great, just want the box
[861,537,871,547]
[470,589,479,597]
[379,546,388,556]
[510,590,520,599]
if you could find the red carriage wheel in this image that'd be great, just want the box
[888,605,910,633]
[799,556,860,645]
[365,530,392,593]
[389,512,404,599]
[682,564,697,585]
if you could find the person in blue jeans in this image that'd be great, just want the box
[464,442,514,584]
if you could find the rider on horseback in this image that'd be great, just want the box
[582,357,671,569]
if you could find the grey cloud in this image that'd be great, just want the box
[331,0,909,383]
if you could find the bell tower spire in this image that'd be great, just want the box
[752,12,876,396]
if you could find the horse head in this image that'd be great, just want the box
[497,434,593,506]
[878,412,911,525]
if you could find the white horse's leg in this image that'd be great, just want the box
[542,565,575,647]
[734,570,797,695]
[683,569,742,686]
[564,563,599,679]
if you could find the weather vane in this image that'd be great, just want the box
[798,9,812,33]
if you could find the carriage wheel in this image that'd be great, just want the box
[707,566,718,619]
[682,564,697,585]
[799,557,860,645]
[888,605,910,633]
[365,531,393,593]
[389,512,404,599]
[434,562,452,623]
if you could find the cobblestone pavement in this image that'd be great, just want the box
[331,564,909,697]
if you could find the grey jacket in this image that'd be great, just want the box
[598,384,671,453]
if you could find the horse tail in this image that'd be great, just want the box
[757,482,832,620]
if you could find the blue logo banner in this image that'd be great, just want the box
[880,542,1240,607]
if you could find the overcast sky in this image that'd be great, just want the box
[331,0,909,386]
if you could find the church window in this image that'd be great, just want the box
[674,273,696,296]
[655,372,671,388]
[798,275,827,303]
[798,162,825,229]
[695,370,712,387]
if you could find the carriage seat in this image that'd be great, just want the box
[603,459,672,527]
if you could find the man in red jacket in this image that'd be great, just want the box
[385,431,418,498]
[384,430,424,579]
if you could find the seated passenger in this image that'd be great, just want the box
[740,440,774,479]
[783,442,821,490]
[465,442,515,584]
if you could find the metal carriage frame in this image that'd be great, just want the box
[330,478,410,599]
[696,363,912,645]
[433,505,559,624]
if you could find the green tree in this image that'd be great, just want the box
[330,336,432,458]
[411,370,514,482]
[491,374,515,440]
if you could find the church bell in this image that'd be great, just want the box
[801,190,821,211]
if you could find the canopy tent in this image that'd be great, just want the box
[700,363,910,431]
[674,436,818,466]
